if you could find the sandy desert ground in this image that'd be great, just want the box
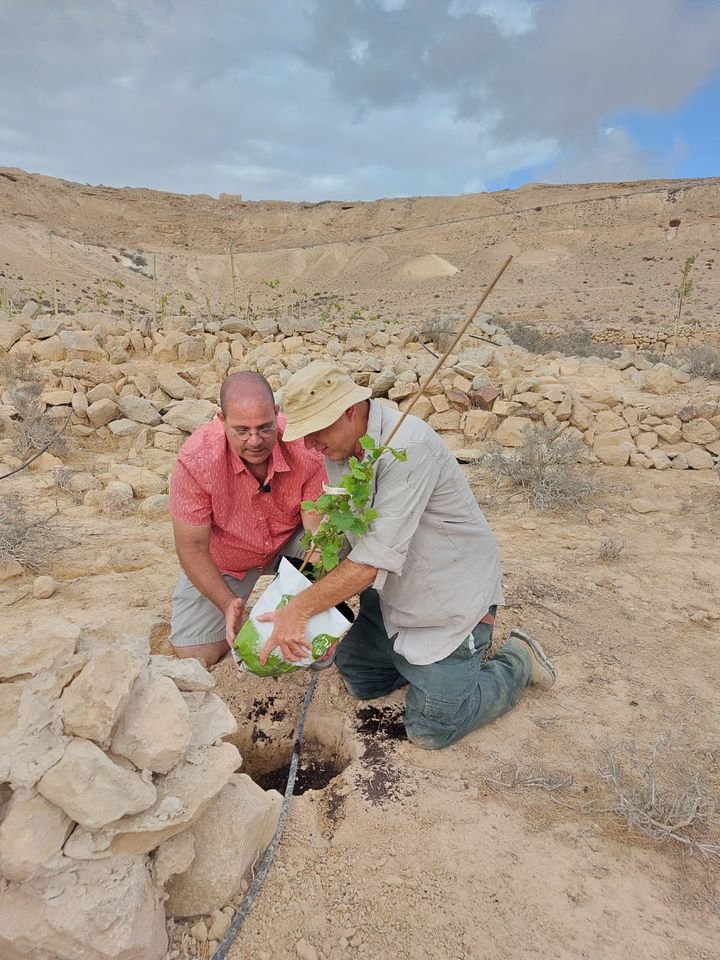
[1,169,719,960]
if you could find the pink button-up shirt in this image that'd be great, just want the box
[169,415,325,579]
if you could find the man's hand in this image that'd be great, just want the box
[257,602,312,663]
[224,596,246,647]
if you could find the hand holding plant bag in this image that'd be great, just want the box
[233,557,352,677]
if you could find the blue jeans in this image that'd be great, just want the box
[336,589,533,750]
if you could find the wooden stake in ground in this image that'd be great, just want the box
[299,255,512,574]
[152,255,157,326]
[49,233,59,318]
[384,255,512,445]
[229,245,239,318]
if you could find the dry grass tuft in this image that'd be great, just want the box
[0,494,57,572]
[486,761,573,793]
[599,538,625,561]
[475,426,599,510]
[591,734,720,862]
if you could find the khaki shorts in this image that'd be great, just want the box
[170,528,306,649]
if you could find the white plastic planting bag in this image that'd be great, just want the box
[232,557,353,677]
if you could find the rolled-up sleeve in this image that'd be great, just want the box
[301,454,327,505]
[348,441,440,579]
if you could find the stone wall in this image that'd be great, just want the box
[0,622,280,960]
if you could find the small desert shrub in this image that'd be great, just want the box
[421,315,460,352]
[0,495,55,571]
[476,426,598,510]
[503,321,619,359]
[599,538,624,562]
[0,357,64,458]
[683,343,720,381]
[592,734,720,862]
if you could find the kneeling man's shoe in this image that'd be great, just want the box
[508,628,557,689]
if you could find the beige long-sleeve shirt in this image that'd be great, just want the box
[326,400,504,665]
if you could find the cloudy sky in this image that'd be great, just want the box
[0,0,718,201]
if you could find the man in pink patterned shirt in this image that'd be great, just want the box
[168,371,325,666]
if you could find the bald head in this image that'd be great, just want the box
[219,372,274,415]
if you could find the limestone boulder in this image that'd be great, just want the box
[166,774,281,917]
[681,418,719,445]
[162,399,217,433]
[686,448,715,469]
[158,370,197,400]
[569,398,594,431]
[184,692,238,751]
[60,651,142,744]
[108,419,144,438]
[111,464,167,499]
[594,410,626,433]
[494,416,531,447]
[593,431,635,466]
[151,830,195,887]
[0,682,23,740]
[0,855,167,960]
[0,793,74,881]
[646,449,672,470]
[87,398,119,428]
[64,742,241,857]
[138,494,169,519]
[31,316,64,339]
[117,396,162,426]
[463,409,497,441]
[0,619,80,681]
[37,738,157,829]
[59,330,107,360]
[639,364,677,396]
[0,322,24,351]
[111,676,190,774]
[0,664,81,790]
[148,655,214,692]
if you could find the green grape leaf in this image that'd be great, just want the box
[359,435,376,451]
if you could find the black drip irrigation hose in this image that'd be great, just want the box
[211,673,319,960]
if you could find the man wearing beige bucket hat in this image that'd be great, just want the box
[258,360,557,750]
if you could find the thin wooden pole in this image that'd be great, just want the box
[384,255,512,446]
[152,255,157,326]
[299,255,512,575]
[229,245,239,318]
[49,233,59,318]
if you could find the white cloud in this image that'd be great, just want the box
[0,0,717,200]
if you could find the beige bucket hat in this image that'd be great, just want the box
[282,361,371,442]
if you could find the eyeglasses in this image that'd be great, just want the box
[232,423,278,440]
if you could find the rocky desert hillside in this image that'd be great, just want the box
[1,169,719,960]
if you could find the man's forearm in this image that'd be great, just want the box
[177,545,236,612]
[291,558,378,619]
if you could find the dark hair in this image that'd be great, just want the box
[219,372,274,415]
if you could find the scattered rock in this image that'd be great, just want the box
[32,575,57,599]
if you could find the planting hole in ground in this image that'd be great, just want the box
[242,738,349,795]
